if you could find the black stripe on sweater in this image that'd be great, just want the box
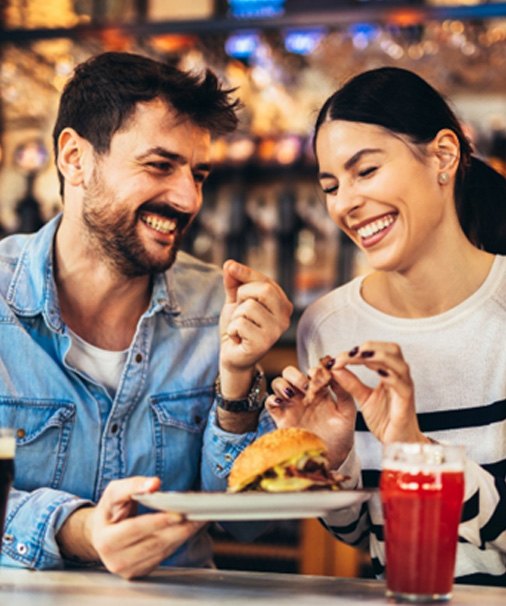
[461,489,480,523]
[355,398,506,433]
[370,523,384,542]
[323,501,369,535]
[455,572,506,587]
[480,476,506,542]
[362,470,380,489]
[483,458,506,478]
[371,556,384,577]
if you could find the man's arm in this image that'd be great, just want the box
[2,479,203,579]
[55,476,204,579]
[216,260,292,434]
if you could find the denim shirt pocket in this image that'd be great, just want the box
[149,386,214,489]
[0,397,76,491]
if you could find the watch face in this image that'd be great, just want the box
[14,139,49,173]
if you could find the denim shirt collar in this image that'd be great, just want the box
[6,213,182,330]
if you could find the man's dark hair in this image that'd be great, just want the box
[53,51,240,195]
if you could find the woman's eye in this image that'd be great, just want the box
[358,166,378,178]
[320,183,338,195]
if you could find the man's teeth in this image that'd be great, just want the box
[357,215,395,239]
[141,214,177,234]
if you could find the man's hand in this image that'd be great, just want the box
[219,260,292,400]
[56,477,204,580]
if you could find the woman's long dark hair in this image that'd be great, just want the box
[314,67,506,254]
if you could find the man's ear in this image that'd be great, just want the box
[56,128,86,187]
[432,128,460,174]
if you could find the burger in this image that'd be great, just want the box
[227,427,343,493]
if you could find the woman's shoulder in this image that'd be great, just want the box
[490,254,506,304]
[298,277,362,335]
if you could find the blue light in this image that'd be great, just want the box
[228,0,286,19]
[225,31,261,59]
[348,22,380,41]
[284,29,325,55]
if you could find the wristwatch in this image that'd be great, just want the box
[215,369,267,413]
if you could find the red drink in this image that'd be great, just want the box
[380,443,465,602]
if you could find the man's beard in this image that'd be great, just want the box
[81,168,190,278]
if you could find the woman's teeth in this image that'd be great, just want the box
[357,214,396,239]
[141,214,177,234]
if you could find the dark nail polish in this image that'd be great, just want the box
[323,357,335,370]
[303,382,310,391]
[377,369,389,377]
[360,350,374,358]
[274,397,284,405]
[348,346,359,357]
[284,387,295,398]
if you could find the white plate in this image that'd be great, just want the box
[132,490,374,521]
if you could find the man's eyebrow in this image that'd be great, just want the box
[136,147,212,172]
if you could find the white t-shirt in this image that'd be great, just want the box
[66,328,128,397]
[298,255,506,585]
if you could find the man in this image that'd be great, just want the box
[0,52,292,579]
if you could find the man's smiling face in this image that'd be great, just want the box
[80,98,211,277]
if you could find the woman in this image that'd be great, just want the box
[265,67,506,586]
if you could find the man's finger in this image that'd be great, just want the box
[106,520,204,579]
[98,476,161,523]
[223,260,272,305]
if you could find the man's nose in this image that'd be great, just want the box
[168,167,201,214]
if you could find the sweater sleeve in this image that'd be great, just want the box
[320,448,371,550]
[458,456,506,556]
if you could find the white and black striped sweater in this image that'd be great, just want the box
[298,255,506,587]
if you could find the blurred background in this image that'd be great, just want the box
[1,0,505,579]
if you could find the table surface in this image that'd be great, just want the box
[0,567,504,605]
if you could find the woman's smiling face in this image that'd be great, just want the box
[316,120,446,273]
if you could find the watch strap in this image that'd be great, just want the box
[215,369,266,412]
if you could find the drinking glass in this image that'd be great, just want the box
[380,442,465,603]
[0,428,15,550]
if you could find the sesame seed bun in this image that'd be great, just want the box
[227,427,327,493]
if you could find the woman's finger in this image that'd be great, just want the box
[337,343,412,385]
[281,365,310,393]
[271,376,304,400]
[330,367,372,408]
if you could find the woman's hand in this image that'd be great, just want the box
[332,341,427,445]
[265,363,357,469]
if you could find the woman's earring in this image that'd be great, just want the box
[438,172,450,185]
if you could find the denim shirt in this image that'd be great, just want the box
[0,215,274,570]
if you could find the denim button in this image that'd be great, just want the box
[16,543,28,555]
[3,534,13,543]
[224,454,233,462]
[135,353,143,363]
[16,428,25,439]
[111,423,119,435]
